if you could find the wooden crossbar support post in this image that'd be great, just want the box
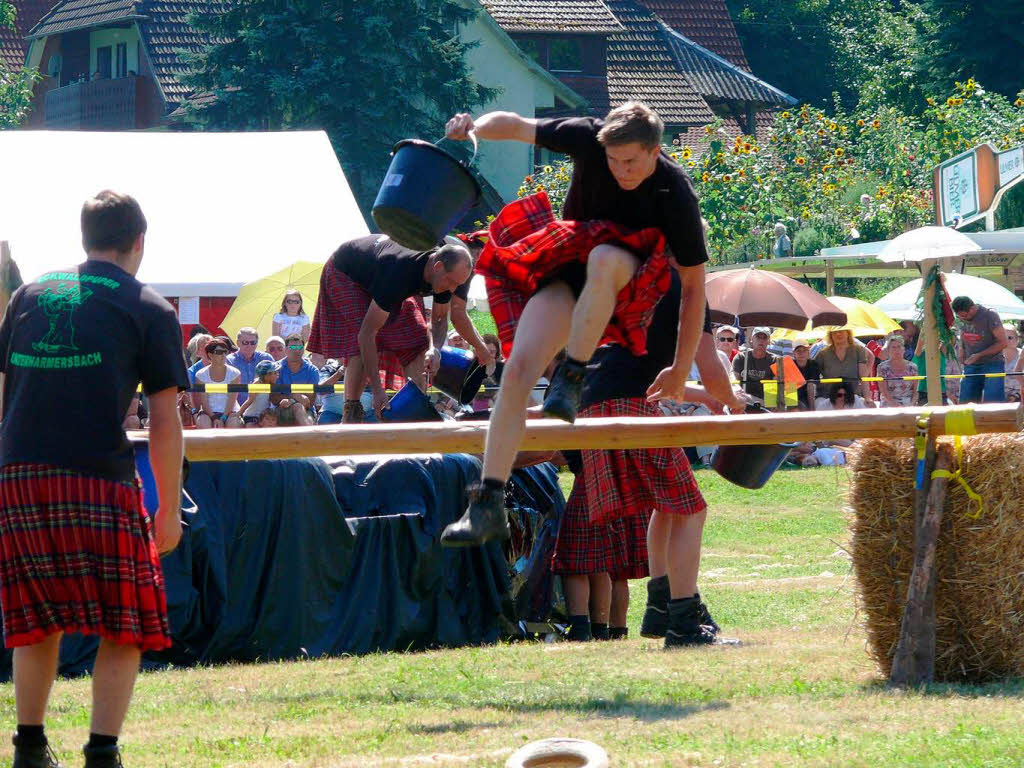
[152,403,1024,463]
[890,440,951,686]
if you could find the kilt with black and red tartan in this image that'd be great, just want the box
[0,464,171,651]
[307,262,428,391]
[478,191,672,360]
[551,469,619,575]
[580,398,706,526]
[609,510,653,582]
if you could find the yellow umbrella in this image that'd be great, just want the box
[220,260,325,343]
[772,296,901,341]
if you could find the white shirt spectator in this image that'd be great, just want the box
[273,312,310,340]
[195,364,241,414]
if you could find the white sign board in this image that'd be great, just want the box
[177,297,200,325]
[939,152,978,225]
[998,146,1024,188]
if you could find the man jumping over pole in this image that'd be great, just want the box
[0,191,187,767]
[307,235,488,422]
[440,102,708,547]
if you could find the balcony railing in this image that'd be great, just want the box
[44,76,149,130]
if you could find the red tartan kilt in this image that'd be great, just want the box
[609,510,652,581]
[307,264,429,391]
[581,398,706,525]
[0,465,171,651]
[551,471,618,575]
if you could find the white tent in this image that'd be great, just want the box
[0,130,368,297]
[874,272,1024,321]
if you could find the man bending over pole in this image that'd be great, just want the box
[307,235,485,422]
[441,102,708,547]
[0,191,187,767]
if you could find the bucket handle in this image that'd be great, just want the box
[435,130,479,168]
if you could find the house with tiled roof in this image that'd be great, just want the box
[0,0,50,72]
[19,0,221,129]
[479,0,794,144]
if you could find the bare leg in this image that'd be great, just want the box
[90,639,141,736]
[343,356,368,404]
[14,632,62,725]
[404,350,428,392]
[565,245,639,361]
[665,511,707,599]
[481,282,575,481]
[195,413,213,429]
[610,579,629,627]
[291,403,311,426]
[588,573,612,624]
[647,509,672,580]
[564,574,590,616]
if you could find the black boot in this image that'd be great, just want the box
[609,627,629,640]
[82,744,122,768]
[440,483,509,548]
[12,734,60,768]
[541,359,586,423]
[640,575,670,638]
[591,622,610,641]
[566,615,592,642]
[695,592,720,635]
[664,596,716,648]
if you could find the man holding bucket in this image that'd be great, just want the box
[308,235,490,421]
[440,102,708,547]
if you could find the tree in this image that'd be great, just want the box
[916,0,1024,101]
[181,0,497,210]
[0,0,38,129]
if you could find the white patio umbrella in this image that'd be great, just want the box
[875,273,1024,321]
[877,226,981,405]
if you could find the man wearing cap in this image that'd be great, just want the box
[791,339,820,409]
[732,327,777,402]
[307,235,491,422]
[952,296,1009,403]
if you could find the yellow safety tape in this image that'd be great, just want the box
[931,434,984,518]
[943,406,977,436]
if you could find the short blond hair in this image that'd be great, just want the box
[597,101,664,149]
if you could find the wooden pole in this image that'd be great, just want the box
[890,440,951,686]
[826,262,835,297]
[922,260,943,406]
[153,403,1024,462]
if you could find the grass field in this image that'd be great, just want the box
[3,466,1022,767]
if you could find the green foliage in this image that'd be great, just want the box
[520,79,1024,264]
[0,1,38,129]
[180,0,497,210]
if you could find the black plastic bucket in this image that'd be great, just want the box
[381,379,443,423]
[432,346,483,405]
[372,139,481,250]
[711,442,796,490]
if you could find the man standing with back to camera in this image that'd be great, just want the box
[0,191,187,768]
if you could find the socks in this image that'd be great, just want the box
[609,627,628,640]
[566,614,592,642]
[87,733,118,749]
[481,477,506,493]
[591,622,610,641]
[16,725,45,746]
[564,355,588,369]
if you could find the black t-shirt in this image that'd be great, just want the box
[795,359,821,407]
[331,235,470,314]
[0,260,188,483]
[580,272,712,408]
[535,117,709,268]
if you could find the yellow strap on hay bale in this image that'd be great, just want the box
[932,433,984,519]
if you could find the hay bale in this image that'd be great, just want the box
[847,434,1024,682]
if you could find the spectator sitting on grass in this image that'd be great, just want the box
[195,338,243,428]
[792,381,864,466]
[227,326,273,407]
[317,359,346,425]
[272,333,319,426]
[239,359,279,428]
[265,335,286,361]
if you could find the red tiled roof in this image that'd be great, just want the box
[28,0,138,38]
[1,0,53,71]
[478,0,623,34]
[139,0,227,105]
[634,0,749,70]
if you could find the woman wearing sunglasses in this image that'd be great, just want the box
[194,339,243,428]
